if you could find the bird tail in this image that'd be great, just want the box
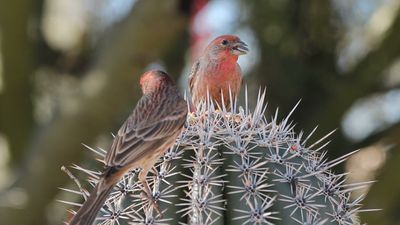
[68,179,115,225]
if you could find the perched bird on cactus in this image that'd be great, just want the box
[69,70,188,225]
[189,35,248,109]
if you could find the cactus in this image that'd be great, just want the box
[61,88,375,225]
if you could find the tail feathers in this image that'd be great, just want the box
[68,180,114,225]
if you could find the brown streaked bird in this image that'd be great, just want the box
[189,35,248,109]
[69,70,188,225]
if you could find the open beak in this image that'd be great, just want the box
[231,40,249,55]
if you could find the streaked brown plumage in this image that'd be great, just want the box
[189,35,248,109]
[69,70,188,225]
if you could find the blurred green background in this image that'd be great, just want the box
[0,0,399,224]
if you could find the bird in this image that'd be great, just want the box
[68,70,188,225]
[189,35,248,109]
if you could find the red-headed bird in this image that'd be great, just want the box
[189,35,248,109]
[69,70,188,225]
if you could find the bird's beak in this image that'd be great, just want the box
[231,40,249,55]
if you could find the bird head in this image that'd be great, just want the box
[205,35,249,60]
[139,70,174,94]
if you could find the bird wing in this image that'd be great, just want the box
[188,60,200,96]
[104,94,187,167]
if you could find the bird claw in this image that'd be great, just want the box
[188,111,196,118]
[152,201,163,218]
[140,191,163,218]
[223,112,241,123]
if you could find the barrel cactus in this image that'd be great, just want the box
[61,88,374,225]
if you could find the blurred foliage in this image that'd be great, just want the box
[0,0,399,224]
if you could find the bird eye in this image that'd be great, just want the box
[221,39,228,45]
